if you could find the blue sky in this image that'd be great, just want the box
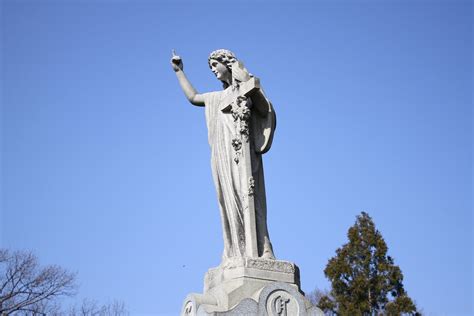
[1,0,472,315]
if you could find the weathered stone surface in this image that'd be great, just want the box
[180,257,323,315]
[181,282,324,316]
[215,298,258,316]
[257,282,324,316]
[205,257,299,293]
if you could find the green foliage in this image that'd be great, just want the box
[318,212,419,316]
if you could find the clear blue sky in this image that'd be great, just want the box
[1,1,472,315]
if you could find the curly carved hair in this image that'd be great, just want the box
[208,49,238,72]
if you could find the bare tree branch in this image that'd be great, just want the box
[0,249,128,316]
[0,249,77,315]
[68,299,129,316]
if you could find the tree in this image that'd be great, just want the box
[67,299,129,316]
[307,288,337,316]
[0,249,77,315]
[0,249,130,316]
[317,212,419,316]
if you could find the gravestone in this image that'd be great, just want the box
[171,49,323,315]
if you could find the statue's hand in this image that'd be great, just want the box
[170,50,183,72]
[232,61,252,82]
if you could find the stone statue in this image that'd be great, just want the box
[171,49,276,261]
[171,49,324,315]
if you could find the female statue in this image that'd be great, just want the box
[171,49,276,261]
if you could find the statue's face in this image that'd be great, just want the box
[209,59,231,83]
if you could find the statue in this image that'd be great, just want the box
[172,50,324,315]
[171,49,276,261]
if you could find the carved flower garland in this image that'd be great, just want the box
[231,96,252,164]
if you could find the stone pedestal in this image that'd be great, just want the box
[180,258,323,316]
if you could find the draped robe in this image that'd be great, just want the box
[202,86,276,259]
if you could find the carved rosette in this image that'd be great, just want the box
[230,95,252,164]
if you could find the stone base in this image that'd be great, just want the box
[180,257,323,316]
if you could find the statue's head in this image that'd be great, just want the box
[208,49,237,88]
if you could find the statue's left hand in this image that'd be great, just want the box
[232,61,252,82]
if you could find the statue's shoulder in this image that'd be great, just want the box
[203,90,224,97]
[202,90,226,105]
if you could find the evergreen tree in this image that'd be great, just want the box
[318,212,419,316]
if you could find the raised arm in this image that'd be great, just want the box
[170,52,205,107]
